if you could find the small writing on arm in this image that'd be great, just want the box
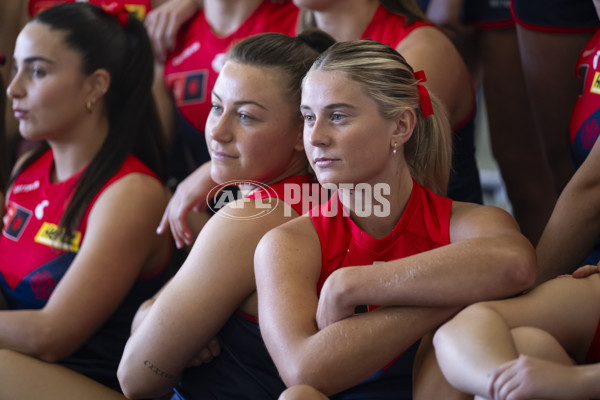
[144,360,175,379]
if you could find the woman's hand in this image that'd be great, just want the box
[187,337,221,366]
[156,162,217,248]
[489,355,582,400]
[145,0,200,62]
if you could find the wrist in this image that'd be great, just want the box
[328,267,361,309]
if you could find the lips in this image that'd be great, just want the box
[211,150,238,160]
[209,141,238,160]
[313,157,339,167]
[13,108,28,119]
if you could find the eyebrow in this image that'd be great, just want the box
[14,56,55,65]
[300,103,356,111]
[212,92,268,110]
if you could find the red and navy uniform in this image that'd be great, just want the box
[511,0,600,33]
[309,181,452,399]
[569,29,600,268]
[361,4,482,204]
[29,0,152,19]
[571,29,600,167]
[172,175,314,400]
[0,150,170,391]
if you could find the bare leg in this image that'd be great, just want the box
[279,384,330,400]
[516,28,593,194]
[413,332,473,400]
[0,349,127,400]
[480,27,556,244]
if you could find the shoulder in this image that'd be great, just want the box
[449,202,521,241]
[397,25,452,52]
[397,25,467,73]
[195,195,306,252]
[89,172,168,226]
[258,215,320,257]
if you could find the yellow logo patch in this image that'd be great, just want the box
[591,72,600,94]
[34,222,81,252]
[124,4,147,20]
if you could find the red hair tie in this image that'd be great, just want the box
[104,2,130,28]
[413,70,434,118]
[0,52,5,66]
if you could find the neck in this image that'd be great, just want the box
[48,115,109,183]
[311,0,379,42]
[338,164,413,239]
[205,0,264,37]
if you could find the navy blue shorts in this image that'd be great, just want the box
[464,0,513,29]
[511,0,600,32]
[416,0,513,30]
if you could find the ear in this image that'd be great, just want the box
[85,68,111,103]
[293,126,305,152]
[391,107,417,147]
[292,119,305,152]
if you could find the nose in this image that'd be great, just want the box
[305,117,330,148]
[206,112,234,143]
[7,70,25,100]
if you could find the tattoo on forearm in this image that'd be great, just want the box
[144,360,175,379]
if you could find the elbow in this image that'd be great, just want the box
[117,368,146,400]
[28,326,79,363]
[117,353,174,399]
[117,363,160,400]
[277,360,338,396]
[501,240,537,294]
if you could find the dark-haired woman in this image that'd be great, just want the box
[0,3,172,397]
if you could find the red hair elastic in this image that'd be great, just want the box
[104,2,130,28]
[0,53,5,66]
[413,70,434,118]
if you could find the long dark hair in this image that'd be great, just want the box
[9,3,167,233]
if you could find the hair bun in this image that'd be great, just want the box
[296,29,335,53]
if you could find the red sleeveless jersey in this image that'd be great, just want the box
[163,1,299,135]
[360,4,432,48]
[29,0,152,19]
[309,181,452,297]
[0,150,159,308]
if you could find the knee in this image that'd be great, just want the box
[279,385,328,400]
[511,326,572,365]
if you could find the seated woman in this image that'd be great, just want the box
[433,264,600,400]
[117,30,335,400]
[0,3,172,398]
[431,123,600,399]
[253,39,536,400]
